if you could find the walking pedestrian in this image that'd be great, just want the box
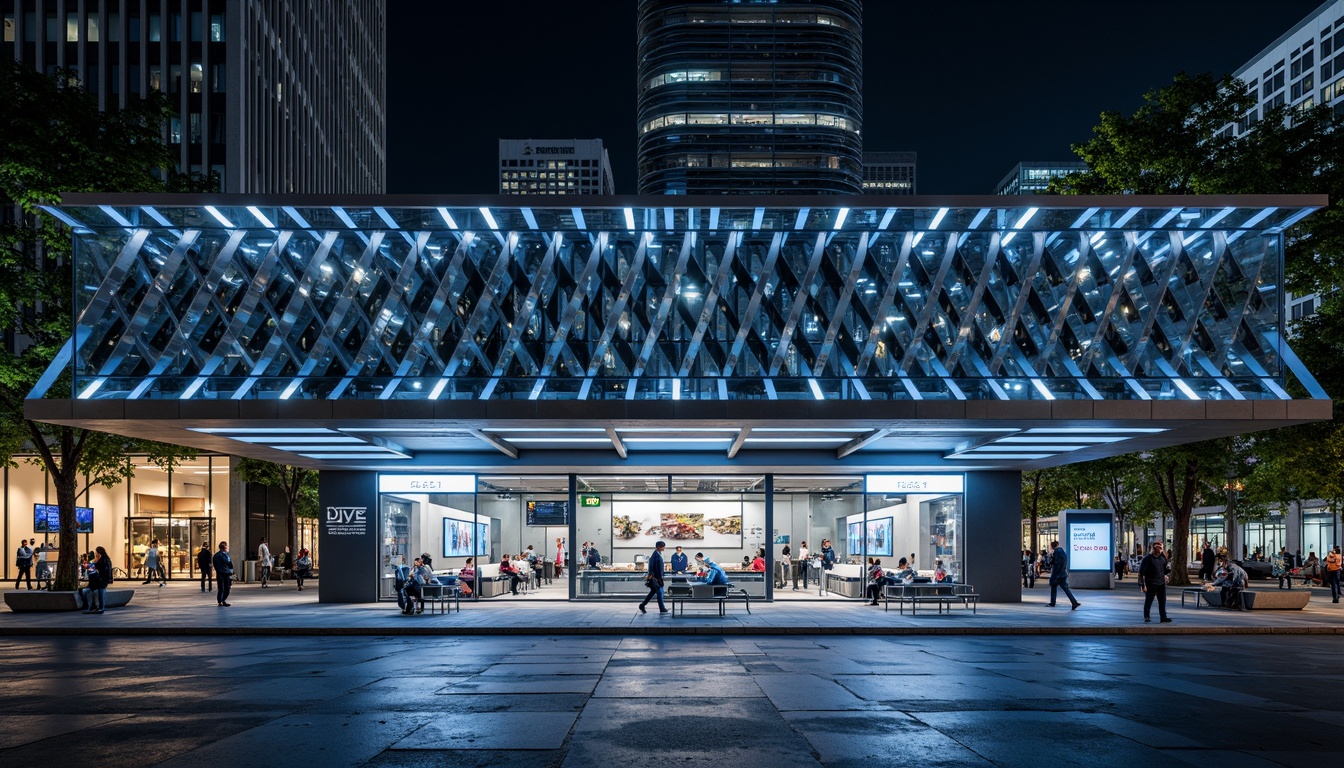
[279,546,293,582]
[638,540,668,614]
[212,541,234,606]
[294,548,312,591]
[258,537,273,588]
[1046,539,1081,610]
[1327,545,1343,604]
[1138,541,1172,623]
[82,546,112,614]
[197,543,213,592]
[14,539,33,589]
[142,539,166,586]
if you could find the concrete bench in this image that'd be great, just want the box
[4,589,135,612]
[1200,589,1310,610]
[665,582,751,617]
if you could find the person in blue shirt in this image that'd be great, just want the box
[694,553,729,586]
[670,546,689,574]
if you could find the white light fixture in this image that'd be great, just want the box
[373,207,399,229]
[204,205,235,228]
[624,207,635,231]
[246,206,275,228]
[479,207,499,230]
[832,208,849,231]
[436,207,458,229]
[929,207,948,229]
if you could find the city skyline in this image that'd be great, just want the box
[388,0,1325,195]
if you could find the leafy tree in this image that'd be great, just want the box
[0,59,213,591]
[1051,71,1344,295]
[233,458,319,557]
[1070,454,1152,556]
[1141,439,1243,585]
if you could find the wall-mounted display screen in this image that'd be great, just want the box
[443,518,488,558]
[35,504,94,533]
[847,517,893,557]
[527,500,569,527]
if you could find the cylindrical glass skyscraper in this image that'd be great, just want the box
[637,0,864,195]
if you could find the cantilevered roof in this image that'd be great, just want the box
[27,194,1330,472]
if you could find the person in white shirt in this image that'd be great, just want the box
[794,542,810,590]
[142,540,166,586]
[258,538,273,587]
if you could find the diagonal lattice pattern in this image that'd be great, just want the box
[36,200,1316,403]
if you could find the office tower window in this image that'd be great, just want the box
[87,13,99,42]
[190,113,201,144]
[190,63,203,93]
[210,14,225,42]
[169,117,182,144]
[129,16,140,42]
[170,13,182,42]
[149,13,160,42]
[170,64,181,94]
[110,65,120,94]
[190,12,202,42]
[130,65,141,95]
[212,65,225,93]
[3,15,12,42]
[149,66,162,92]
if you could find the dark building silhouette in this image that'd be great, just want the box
[636,0,863,195]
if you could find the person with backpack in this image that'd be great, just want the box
[1327,546,1343,603]
[294,548,313,591]
[82,546,113,614]
[14,539,33,590]
[1138,541,1172,623]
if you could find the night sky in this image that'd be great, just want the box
[387,0,1326,195]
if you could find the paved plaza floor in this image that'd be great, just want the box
[3,579,1344,635]
[1,632,1341,767]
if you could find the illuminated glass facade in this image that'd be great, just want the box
[636,0,863,195]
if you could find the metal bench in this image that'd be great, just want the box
[665,582,751,617]
[882,583,974,614]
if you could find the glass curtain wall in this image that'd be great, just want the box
[1302,510,1338,561]
[378,487,479,601]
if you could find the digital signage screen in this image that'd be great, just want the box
[34,504,94,533]
[526,500,569,527]
[846,517,894,557]
[1066,512,1113,571]
[443,518,489,558]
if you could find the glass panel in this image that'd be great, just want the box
[378,490,478,601]
[87,12,98,42]
[856,491,964,600]
[210,14,224,42]
[66,12,78,42]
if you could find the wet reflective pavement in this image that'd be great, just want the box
[0,634,1340,767]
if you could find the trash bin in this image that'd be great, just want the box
[244,560,258,583]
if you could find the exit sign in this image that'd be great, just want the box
[580,494,601,507]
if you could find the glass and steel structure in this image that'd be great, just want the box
[636,0,863,194]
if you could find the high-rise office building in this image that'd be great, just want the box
[993,161,1087,196]
[862,152,916,194]
[1226,0,1344,322]
[636,0,863,195]
[0,1,386,193]
[498,139,615,195]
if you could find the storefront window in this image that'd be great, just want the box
[1302,511,1338,560]
[378,478,479,600]
[1242,516,1286,560]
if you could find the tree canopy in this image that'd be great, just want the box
[0,59,214,590]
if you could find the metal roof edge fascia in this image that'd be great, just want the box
[50,193,1331,211]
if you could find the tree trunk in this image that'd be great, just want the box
[1168,459,1199,587]
[52,454,81,592]
[287,503,297,562]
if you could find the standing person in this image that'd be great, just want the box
[586,543,602,569]
[820,539,836,594]
[34,543,52,589]
[212,541,234,607]
[83,546,113,614]
[638,540,668,614]
[667,545,686,574]
[294,548,312,591]
[1327,545,1343,603]
[257,538,273,588]
[1022,549,1036,588]
[142,540,166,586]
[1046,540,1081,610]
[776,544,791,588]
[1138,541,1172,624]
[197,543,213,592]
[554,537,566,579]
[1200,542,1216,582]
[14,539,33,590]
[795,541,809,590]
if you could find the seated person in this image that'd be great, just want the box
[499,554,524,596]
[402,558,430,615]
[693,553,729,586]
[888,557,917,585]
[866,559,885,605]
[1301,553,1322,585]
[933,560,951,583]
[1211,557,1248,610]
[458,558,475,597]
[750,553,766,572]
